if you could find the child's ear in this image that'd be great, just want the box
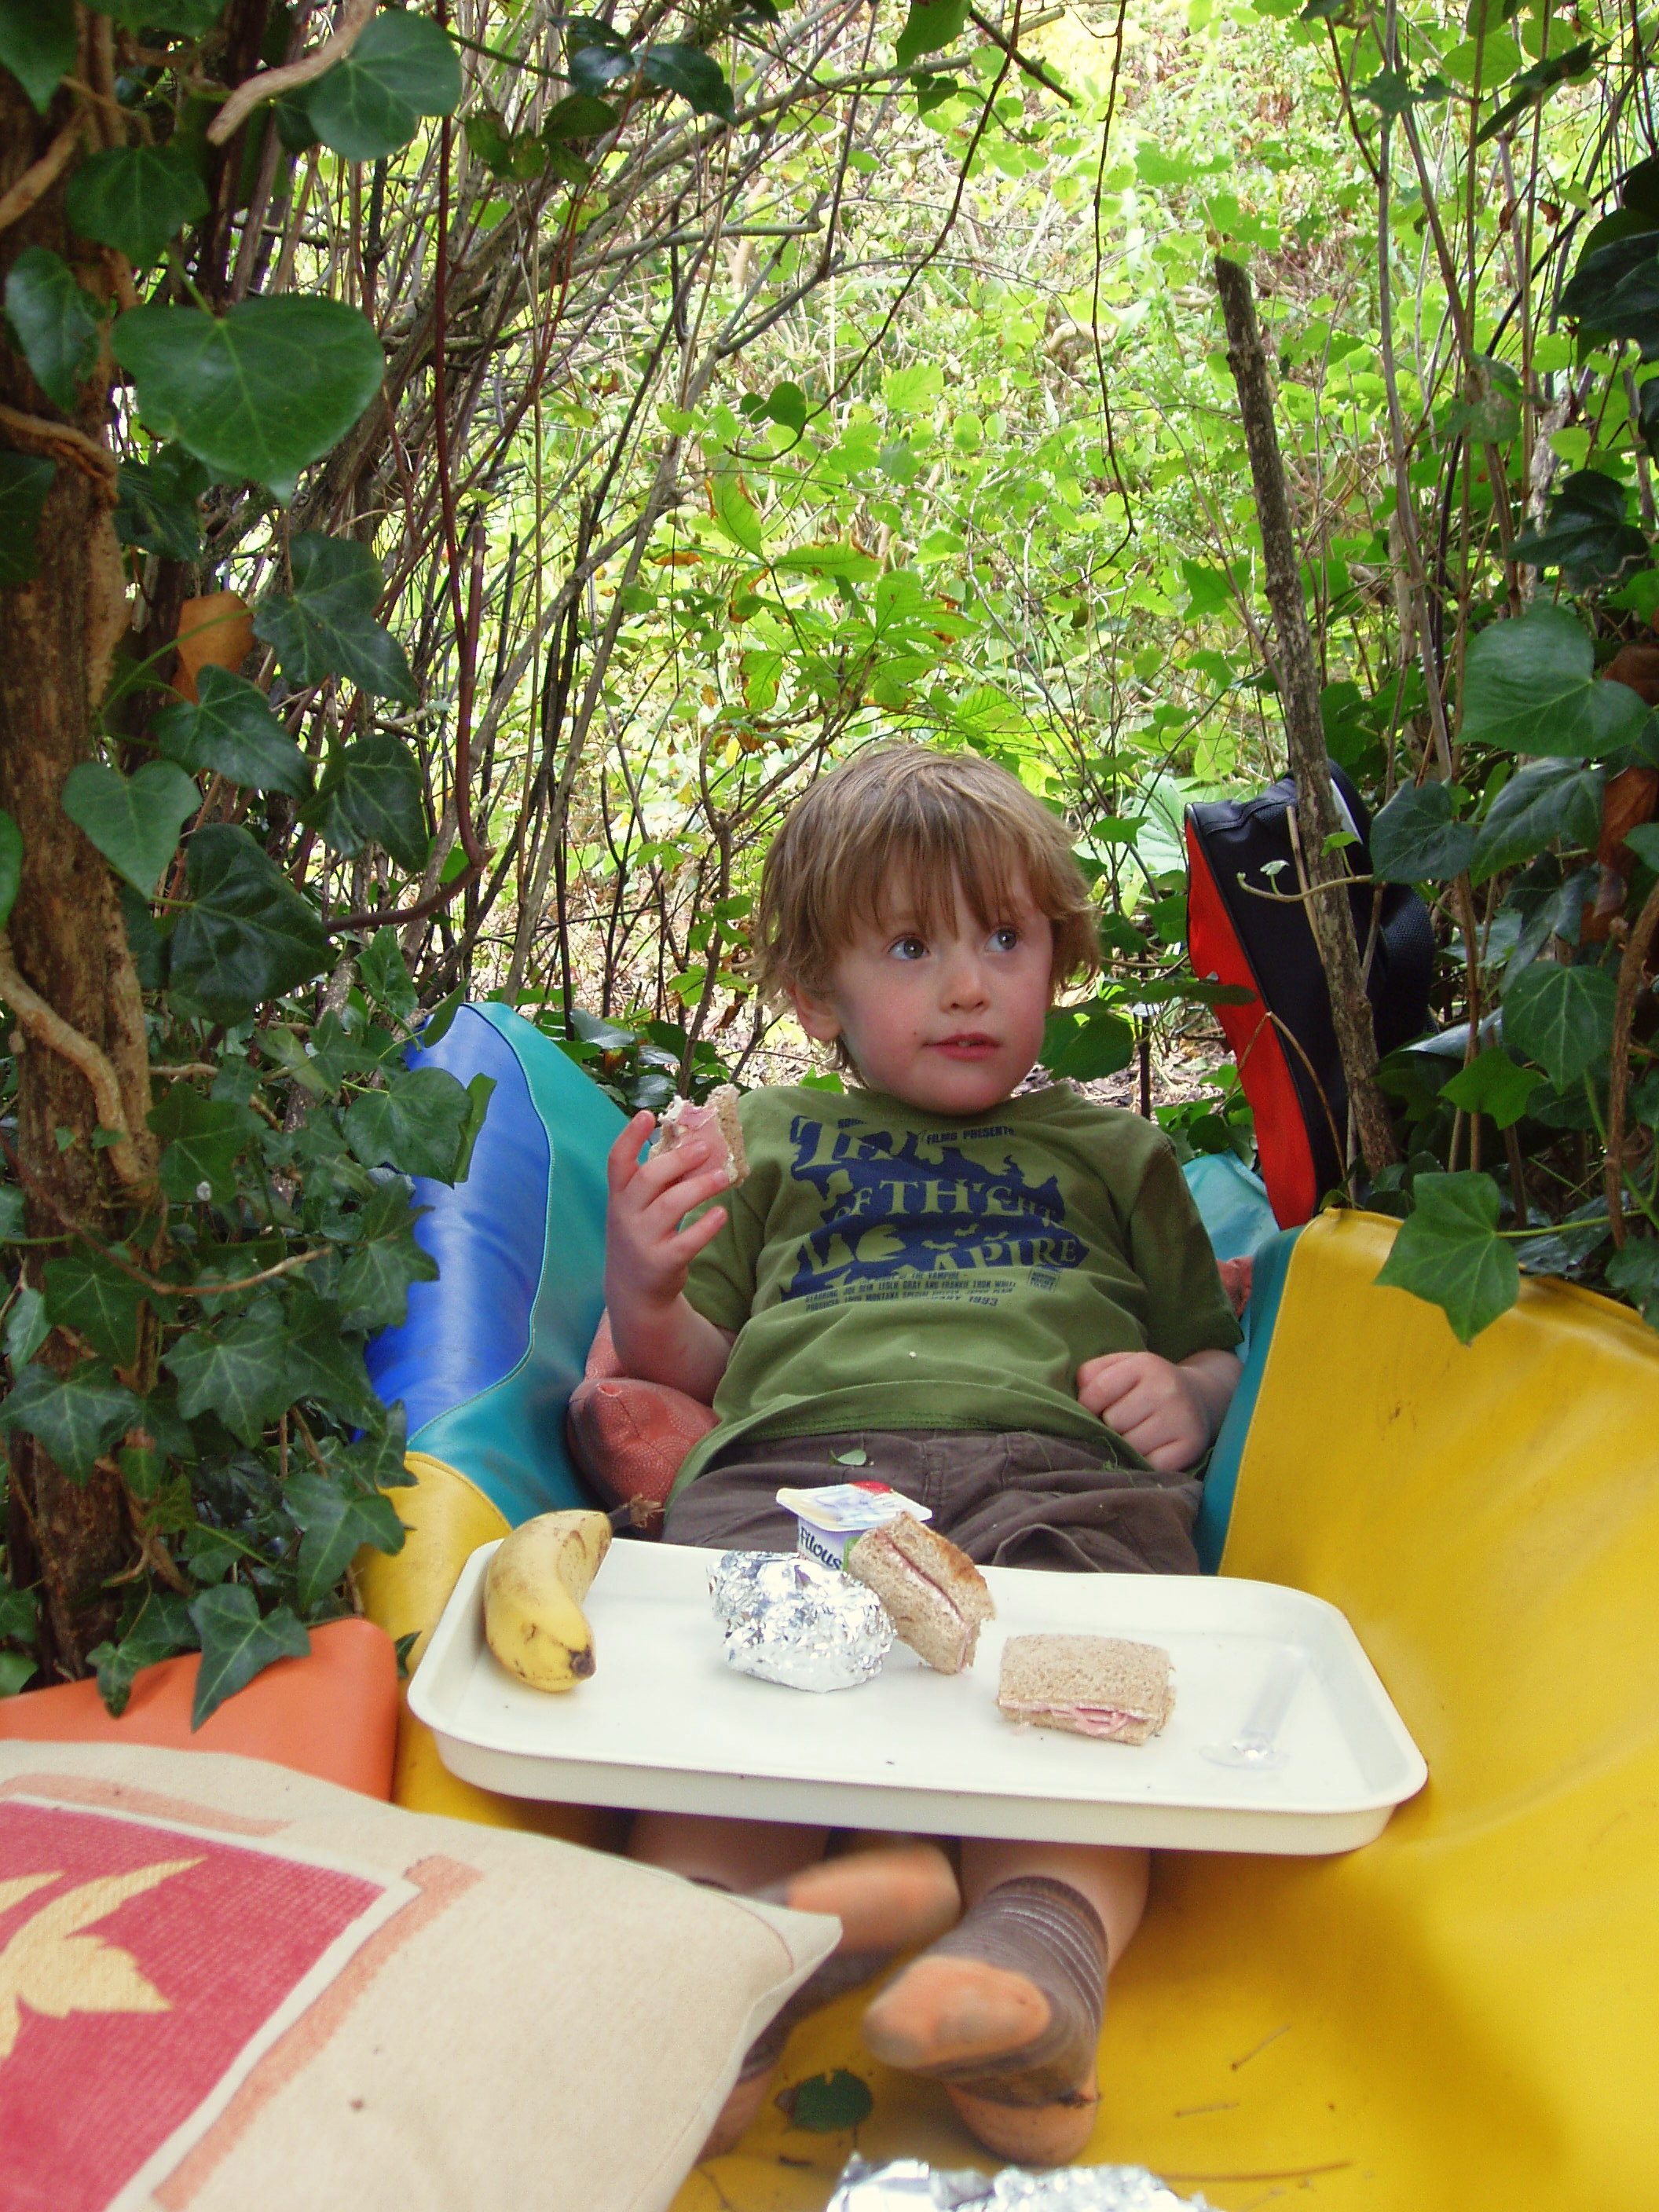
[786,976,840,1046]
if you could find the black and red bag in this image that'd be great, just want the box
[1185,764,1434,1227]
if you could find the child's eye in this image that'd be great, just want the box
[889,936,928,961]
[989,926,1020,952]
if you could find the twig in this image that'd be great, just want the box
[207,0,377,145]
[1604,877,1659,1247]
[1214,255,1398,1178]
[0,932,146,1189]
[1239,872,1378,903]
[0,403,117,494]
[0,118,83,237]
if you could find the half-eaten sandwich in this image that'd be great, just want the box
[997,1632,1173,1745]
[845,1514,994,1673]
[650,1084,748,1185]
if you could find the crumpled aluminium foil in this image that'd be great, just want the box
[826,2158,1210,2211]
[709,1549,892,1692]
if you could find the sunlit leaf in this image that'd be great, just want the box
[1438,1046,1542,1130]
[1374,1171,1518,1343]
[709,471,766,556]
[895,0,968,67]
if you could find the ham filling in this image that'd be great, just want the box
[1012,1701,1155,1740]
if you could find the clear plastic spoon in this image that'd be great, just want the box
[1202,1646,1306,1771]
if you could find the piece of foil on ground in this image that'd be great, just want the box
[826,2158,1210,2211]
[709,1549,892,1692]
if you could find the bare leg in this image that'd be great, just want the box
[862,1841,1149,2166]
[632,1811,961,2157]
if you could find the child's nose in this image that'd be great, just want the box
[940,948,991,1006]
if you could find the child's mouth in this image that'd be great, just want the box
[932,1034,999,1060]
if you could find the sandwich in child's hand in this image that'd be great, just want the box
[650,1084,748,1185]
[845,1514,994,1673]
[998,1633,1174,1745]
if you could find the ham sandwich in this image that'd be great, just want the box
[845,1514,994,1673]
[997,1632,1174,1745]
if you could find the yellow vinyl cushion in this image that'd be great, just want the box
[679,1210,1659,2211]
[356,1450,621,1848]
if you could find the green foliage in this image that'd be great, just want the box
[1460,608,1650,759]
[1375,1172,1519,1345]
[168,824,330,1024]
[60,760,200,897]
[298,11,462,160]
[115,445,211,563]
[155,668,312,799]
[254,534,416,701]
[0,0,75,113]
[0,453,54,588]
[65,145,210,270]
[4,248,103,412]
[1370,782,1477,883]
[306,734,430,874]
[188,1584,309,1728]
[113,298,385,500]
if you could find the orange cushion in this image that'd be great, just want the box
[0,1617,399,1800]
[566,1311,718,1525]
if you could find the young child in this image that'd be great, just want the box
[603,746,1243,2164]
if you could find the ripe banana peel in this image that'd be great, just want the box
[483,1510,613,1692]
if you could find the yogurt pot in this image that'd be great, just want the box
[777,1481,933,1572]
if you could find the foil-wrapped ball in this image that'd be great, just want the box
[709,1549,893,1693]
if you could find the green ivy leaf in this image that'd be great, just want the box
[1459,606,1650,759]
[306,731,430,874]
[1605,1237,1659,1326]
[284,1466,406,1614]
[164,1298,291,1445]
[60,760,200,895]
[1374,1170,1519,1344]
[1356,68,1419,114]
[452,1071,496,1185]
[357,927,419,1024]
[895,0,968,66]
[0,0,75,112]
[1438,1046,1543,1130]
[4,247,103,411]
[1502,959,1618,1086]
[1560,229,1659,356]
[0,1185,23,1240]
[112,297,384,501]
[1470,760,1605,884]
[299,9,462,160]
[148,1086,260,1205]
[4,1284,49,1369]
[336,1181,437,1332]
[0,1360,141,1482]
[0,1650,37,1697]
[114,444,211,562]
[155,666,311,799]
[280,1286,379,1424]
[1041,1003,1136,1082]
[188,1583,309,1727]
[0,1587,38,1643]
[89,1591,196,1719]
[1369,780,1478,883]
[1509,471,1650,591]
[40,1251,149,1366]
[344,1065,475,1181]
[65,144,210,269]
[169,823,329,1025]
[0,805,20,928]
[775,2069,877,2131]
[0,452,55,588]
[540,91,618,140]
[253,533,416,702]
[640,43,734,120]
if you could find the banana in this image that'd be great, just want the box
[483,1510,613,1692]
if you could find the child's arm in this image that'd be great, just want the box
[1075,1347,1243,1474]
[605,1110,738,1401]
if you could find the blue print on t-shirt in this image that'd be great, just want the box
[782,1115,1086,1298]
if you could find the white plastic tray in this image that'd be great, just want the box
[410,1542,1426,1855]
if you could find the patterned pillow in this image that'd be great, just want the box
[0,1741,835,2212]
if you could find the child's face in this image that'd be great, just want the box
[789,871,1053,1116]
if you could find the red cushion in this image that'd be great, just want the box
[0,1618,399,1800]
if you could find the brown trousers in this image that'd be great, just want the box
[663,1428,1202,1577]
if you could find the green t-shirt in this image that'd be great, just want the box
[673,1082,1241,1492]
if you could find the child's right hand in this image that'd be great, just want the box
[604,1111,734,1322]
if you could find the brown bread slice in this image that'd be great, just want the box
[997,1632,1173,1745]
[846,1514,994,1673]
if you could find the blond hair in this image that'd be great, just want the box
[754,746,1098,1022]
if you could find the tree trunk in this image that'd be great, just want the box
[1,77,156,1676]
[1214,254,1400,1180]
